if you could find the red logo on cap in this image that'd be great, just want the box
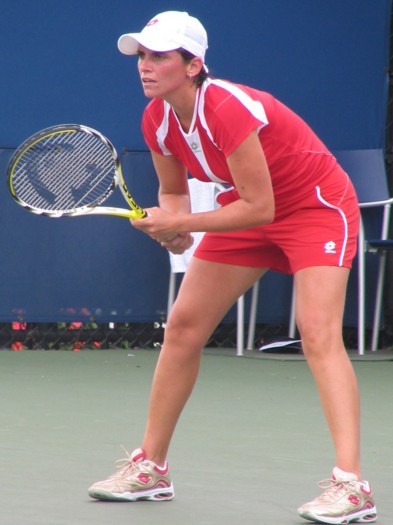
[146,19,159,27]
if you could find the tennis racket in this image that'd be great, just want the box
[6,124,147,220]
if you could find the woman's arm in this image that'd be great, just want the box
[151,151,191,214]
[132,130,275,241]
[133,151,194,252]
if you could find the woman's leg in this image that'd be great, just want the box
[142,258,266,465]
[294,266,361,477]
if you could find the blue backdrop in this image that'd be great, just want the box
[0,0,390,324]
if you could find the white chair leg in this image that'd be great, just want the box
[167,272,177,316]
[370,203,391,351]
[289,282,296,338]
[357,221,366,355]
[371,252,387,351]
[246,281,260,350]
[237,295,245,356]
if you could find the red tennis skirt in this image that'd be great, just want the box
[194,171,359,275]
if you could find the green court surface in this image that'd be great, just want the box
[0,348,391,525]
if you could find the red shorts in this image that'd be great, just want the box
[194,172,360,275]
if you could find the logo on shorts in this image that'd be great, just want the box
[324,241,336,254]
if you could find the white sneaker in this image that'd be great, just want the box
[88,448,174,502]
[298,467,377,524]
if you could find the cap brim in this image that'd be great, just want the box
[117,33,141,55]
[118,33,180,55]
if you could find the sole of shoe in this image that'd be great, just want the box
[298,505,378,524]
[88,485,175,502]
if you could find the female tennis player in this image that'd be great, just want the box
[88,11,377,524]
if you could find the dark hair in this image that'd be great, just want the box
[177,48,209,87]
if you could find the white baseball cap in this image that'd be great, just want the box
[118,11,208,63]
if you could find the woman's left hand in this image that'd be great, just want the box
[131,207,194,254]
[131,206,178,238]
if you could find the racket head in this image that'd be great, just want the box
[7,124,146,219]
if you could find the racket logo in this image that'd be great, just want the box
[121,182,146,215]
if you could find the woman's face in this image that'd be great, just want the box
[137,46,191,100]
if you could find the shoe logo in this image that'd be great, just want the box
[348,494,360,506]
[324,241,336,254]
[138,473,151,485]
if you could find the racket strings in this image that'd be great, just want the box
[12,131,116,212]
[16,133,112,207]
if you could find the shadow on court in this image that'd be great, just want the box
[0,348,391,525]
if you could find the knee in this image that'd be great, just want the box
[165,307,194,336]
[297,316,344,360]
[164,307,208,352]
